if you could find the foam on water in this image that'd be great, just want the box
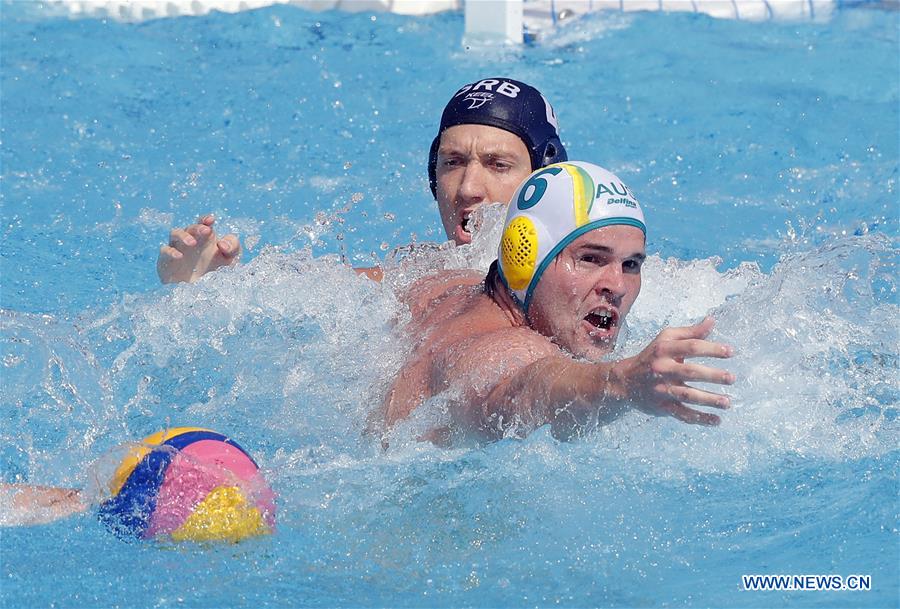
[606,233,897,477]
[3,217,895,481]
[1,2,897,606]
[7,221,891,606]
[2,207,897,609]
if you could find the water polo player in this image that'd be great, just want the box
[381,161,736,441]
[157,77,567,283]
[1,427,275,543]
[428,77,566,246]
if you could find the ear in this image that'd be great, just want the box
[537,137,566,169]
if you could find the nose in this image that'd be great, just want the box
[457,162,488,205]
[595,264,626,303]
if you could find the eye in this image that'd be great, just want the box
[438,154,464,169]
[579,254,604,265]
[486,155,514,172]
[623,259,643,273]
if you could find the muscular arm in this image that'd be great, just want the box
[479,355,631,440]
[443,330,621,440]
[446,318,735,441]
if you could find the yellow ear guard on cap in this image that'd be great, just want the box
[500,216,538,291]
[497,161,647,313]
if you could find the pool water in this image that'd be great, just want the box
[1,2,898,608]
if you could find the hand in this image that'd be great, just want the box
[612,317,735,426]
[156,214,241,284]
[0,483,86,526]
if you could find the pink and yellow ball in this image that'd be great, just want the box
[98,427,276,542]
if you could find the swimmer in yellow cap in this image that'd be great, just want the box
[381,161,736,441]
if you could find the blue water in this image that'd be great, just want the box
[1,3,898,608]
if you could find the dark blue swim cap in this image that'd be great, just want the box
[428,78,567,197]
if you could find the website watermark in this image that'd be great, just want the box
[742,574,872,592]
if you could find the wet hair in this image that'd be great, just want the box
[483,260,502,300]
[428,77,567,198]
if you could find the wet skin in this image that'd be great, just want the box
[434,124,533,245]
[382,225,735,441]
[527,226,646,361]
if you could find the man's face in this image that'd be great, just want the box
[435,124,532,245]
[527,226,646,361]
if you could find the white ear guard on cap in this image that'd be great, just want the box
[497,161,646,312]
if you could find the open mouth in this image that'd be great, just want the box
[454,210,477,244]
[584,307,618,333]
[462,209,482,234]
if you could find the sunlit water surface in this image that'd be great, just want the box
[1,3,897,608]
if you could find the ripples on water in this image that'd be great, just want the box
[1,2,897,607]
[2,216,896,605]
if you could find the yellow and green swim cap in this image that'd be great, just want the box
[497,161,646,312]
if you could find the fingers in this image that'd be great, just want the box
[168,228,196,249]
[659,400,721,426]
[216,234,241,260]
[650,349,735,410]
[679,361,735,385]
[184,222,212,242]
[633,317,734,426]
[659,316,716,341]
[653,358,735,385]
[169,222,214,253]
[197,213,215,226]
[158,244,183,261]
[657,338,733,361]
[655,382,731,409]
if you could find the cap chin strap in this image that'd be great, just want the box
[494,261,533,326]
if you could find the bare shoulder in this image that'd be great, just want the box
[442,324,559,386]
[399,269,485,317]
[478,325,557,359]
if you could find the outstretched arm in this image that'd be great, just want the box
[0,483,87,526]
[157,214,241,284]
[451,318,734,440]
[609,317,735,426]
[156,214,387,284]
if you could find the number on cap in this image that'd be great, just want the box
[517,167,563,210]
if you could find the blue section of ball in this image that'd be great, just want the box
[96,429,251,539]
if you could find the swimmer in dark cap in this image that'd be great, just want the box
[157,77,567,283]
[428,77,566,246]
